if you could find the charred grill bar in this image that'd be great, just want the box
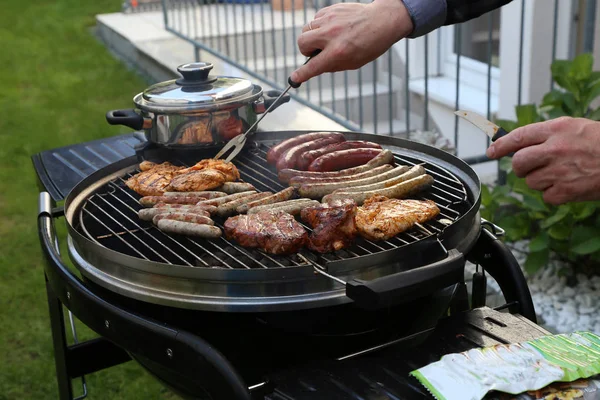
[35,131,538,400]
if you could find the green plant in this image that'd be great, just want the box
[481,53,600,275]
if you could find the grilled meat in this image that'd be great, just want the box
[301,199,357,253]
[166,169,228,192]
[125,162,184,196]
[177,159,240,181]
[224,210,308,255]
[355,195,440,241]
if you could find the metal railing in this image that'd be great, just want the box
[156,0,598,165]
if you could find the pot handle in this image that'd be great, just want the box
[106,109,145,130]
[345,247,465,310]
[255,90,291,114]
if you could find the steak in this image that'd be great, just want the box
[223,211,308,255]
[300,199,357,253]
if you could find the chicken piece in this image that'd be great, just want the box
[166,169,228,192]
[125,161,184,197]
[177,159,240,182]
[355,195,440,241]
[300,199,357,253]
[224,210,308,255]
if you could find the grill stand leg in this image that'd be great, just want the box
[46,277,74,400]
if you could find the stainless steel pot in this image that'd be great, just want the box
[105,62,290,147]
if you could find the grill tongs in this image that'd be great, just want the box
[299,230,466,311]
[214,51,321,162]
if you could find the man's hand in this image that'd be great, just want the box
[289,0,414,84]
[486,117,600,205]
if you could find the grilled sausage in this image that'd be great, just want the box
[139,195,207,207]
[138,206,211,221]
[275,136,345,171]
[322,174,435,205]
[298,165,411,199]
[337,165,426,193]
[278,150,394,183]
[236,187,296,214]
[218,182,256,194]
[215,192,273,217]
[266,132,346,165]
[163,191,227,199]
[267,199,321,216]
[288,165,395,187]
[308,148,382,172]
[153,203,218,215]
[195,191,257,206]
[156,220,222,239]
[152,212,214,226]
[297,141,382,170]
[247,198,316,214]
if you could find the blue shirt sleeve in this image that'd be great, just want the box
[402,0,447,38]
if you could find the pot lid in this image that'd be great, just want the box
[135,62,257,111]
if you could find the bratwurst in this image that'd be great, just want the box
[156,220,222,239]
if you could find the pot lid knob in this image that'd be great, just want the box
[176,62,217,85]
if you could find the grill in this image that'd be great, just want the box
[64,131,482,312]
[35,131,539,400]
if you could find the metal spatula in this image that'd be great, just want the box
[214,51,321,162]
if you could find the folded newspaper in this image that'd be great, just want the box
[410,331,600,400]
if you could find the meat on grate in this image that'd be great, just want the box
[301,199,358,253]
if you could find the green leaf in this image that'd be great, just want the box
[497,214,531,241]
[561,92,580,115]
[521,192,549,212]
[524,249,550,275]
[548,223,571,240]
[540,205,570,228]
[541,90,567,107]
[481,184,491,207]
[583,81,600,111]
[571,237,600,255]
[498,157,513,174]
[552,60,577,92]
[573,202,600,221]
[494,119,520,132]
[515,104,540,125]
[529,232,549,252]
[587,107,600,121]
[569,53,593,81]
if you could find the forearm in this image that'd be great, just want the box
[444,0,513,26]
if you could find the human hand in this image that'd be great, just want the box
[485,117,600,205]
[289,0,413,84]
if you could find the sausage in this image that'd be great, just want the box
[268,200,321,216]
[218,182,256,194]
[338,165,426,193]
[275,136,345,171]
[156,220,222,239]
[153,203,218,215]
[266,132,346,165]
[247,198,319,215]
[298,165,411,199]
[163,191,227,199]
[138,206,211,221]
[152,212,214,226]
[139,195,207,207]
[278,150,394,183]
[297,141,382,170]
[288,165,395,187]
[236,187,296,214]
[322,174,435,205]
[308,148,382,172]
[215,192,273,217]
[195,191,257,206]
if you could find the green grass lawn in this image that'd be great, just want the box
[0,1,178,398]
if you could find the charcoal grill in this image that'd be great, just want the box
[35,131,538,400]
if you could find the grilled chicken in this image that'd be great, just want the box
[301,199,357,253]
[125,162,184,197]
[166,169,228,192]
[355,195,440,241]
[224,210,308,255]
[177,159,240,182]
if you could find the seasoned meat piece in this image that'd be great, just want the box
[166,169,228,192]
[355,195,440,241]
[301,199,357,253]
[125,162,184,197]
[177,159,240,181]
[224,211,308,255]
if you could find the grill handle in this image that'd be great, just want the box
[345,249,465,310]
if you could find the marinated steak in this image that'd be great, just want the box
[176,159,240,181]
[166,169,228,192]
[301,199,357,253]
[355,195,440,241]
[224,211,308,255]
